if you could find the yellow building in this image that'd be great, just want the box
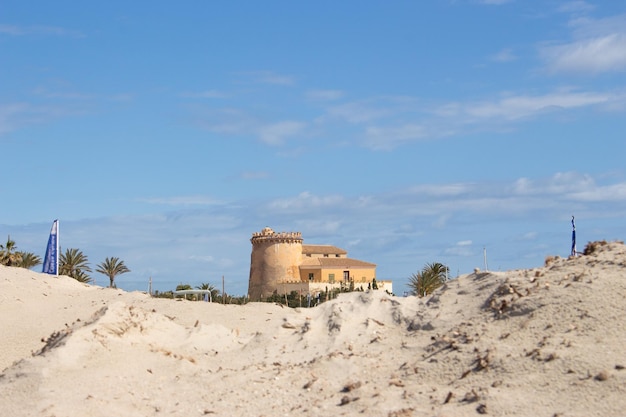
[247,227,392,300]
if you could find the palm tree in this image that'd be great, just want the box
[72,269,92,284]
[59,248,92,282]
[17,252,42,269]
[176,283,193,300]
[196,282,219,302]
[0,235,22,266]
[408,262,449,297]
[96,257,130,288]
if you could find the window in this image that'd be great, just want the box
[324,254,329,257]
[328,273,335,283]
[335,254,340,257]
[308,273,314,281]
[343,271,350,282]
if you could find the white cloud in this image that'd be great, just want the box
[322,88,622,150]
[240,171,270,180]
[520,232,538,240]
[0,24,83,37]
[192,79,622,151]
[557,1,595,14]
[137,195,222,206]
[242,71,295,86]
[408,183,475,197]
[432,214,451,229]
[295,220,343,236]
[490,48,517,62]
[444,243,475,257]
[326,101,391,124]
[32,87,94,100]
[194,106,306,146]
[464,90,612,120]
[187,255,216,263]
[0,102,86,137]
[109,93,134,102]
[0,24,23,35]
[542,34,626,74]
[365,124,429,150]
[267,191,345,211]
[479,0,512,5]
[306,90,344,101]
[193,107,255,136]
[512,172,596,196]
[257,120,305,146]
[539,12,626,75]
[568,183,626,201]
[0,103,28,136]
[181,90,229,99]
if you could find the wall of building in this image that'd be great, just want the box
[299,266,376,285]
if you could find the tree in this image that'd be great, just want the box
[17,252,42,269]
[72,269,92,284]
[0,235,22,266]
[408,262,449,297]
[176,283,193,300]
[60,248,92,283]
[96,257,130,288]
[196,282,219,302]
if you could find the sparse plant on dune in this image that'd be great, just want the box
[544,255,560,267]
[583,240,608,256]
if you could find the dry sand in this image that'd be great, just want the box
[1,241,625,416]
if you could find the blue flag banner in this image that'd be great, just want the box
[571,216,577,257]
[43,220,59,275]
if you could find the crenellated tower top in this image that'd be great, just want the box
[250,227,303,245]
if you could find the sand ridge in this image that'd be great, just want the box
[1,241,625,416]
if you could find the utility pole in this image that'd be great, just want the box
[483,247,489,272]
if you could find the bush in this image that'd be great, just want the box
[583,240,608,256]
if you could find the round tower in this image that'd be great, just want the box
[248,227,303,301]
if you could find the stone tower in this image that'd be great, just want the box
[248,227,303,300]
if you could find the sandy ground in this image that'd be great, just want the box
[1,240,625,417]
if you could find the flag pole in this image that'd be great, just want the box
[571,216,577,257]
[42,219,59,276]
[56,220,60,276]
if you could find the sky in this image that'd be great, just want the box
[1,0,625,296]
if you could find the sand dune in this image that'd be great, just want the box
[1,241,625,416]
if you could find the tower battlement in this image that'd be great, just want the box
[250,227,303,245]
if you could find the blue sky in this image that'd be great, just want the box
[1,0,625,295]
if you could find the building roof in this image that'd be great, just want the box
[300,257,376,269]
[302,244,347,255]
